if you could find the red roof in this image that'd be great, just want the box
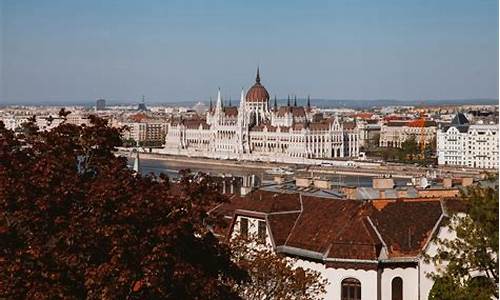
[212,191,453,267]
[354,113,374,120]
[246,69,269,103]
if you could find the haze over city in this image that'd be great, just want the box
[1,0,498,104]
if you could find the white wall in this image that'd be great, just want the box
[381,267,418,300]
[295,259,378,300]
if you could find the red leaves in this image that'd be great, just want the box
[0,117,245,299]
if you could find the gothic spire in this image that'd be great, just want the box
[307,95,311,109]
[216,88,223,112]
[287,95,290,107]
[274,95,278,111]
[240,88,245,107]
[256,66,261,84]
[294,95,297,107]
[229,97,232,107]
[209,97,213,112]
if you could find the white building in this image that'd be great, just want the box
[437,113,498,169]
[211,189,462,300]
[1,115,30,131]
[164,70,360,160]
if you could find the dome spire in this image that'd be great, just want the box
[256,66,261,84]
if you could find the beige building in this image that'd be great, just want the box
[379,120,436,148]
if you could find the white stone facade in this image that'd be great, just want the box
[165,84,360,160]
[437,123,499,169]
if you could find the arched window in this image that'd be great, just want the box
[341,278,361,300]
[391,277,403,300]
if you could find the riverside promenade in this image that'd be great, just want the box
[117,149,485,180]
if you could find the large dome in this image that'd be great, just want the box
[246,68,270,103]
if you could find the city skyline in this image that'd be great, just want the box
[1,0,498,104]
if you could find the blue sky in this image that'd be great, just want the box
[1,0,498,103]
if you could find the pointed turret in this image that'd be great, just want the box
[294,95,297,107]
[239,88,246,107]
[307,95,311,110]
[238,88,247,127]
[273,95,278,111]
[216,88,222,111]
[209,97,213,112]
[287,95,290,107]
[229,97,232,107]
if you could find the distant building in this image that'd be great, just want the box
[96,99,106,111]
[437,113,498,169]
[122,113,167,144]
[379,119,437,148]
[356,119,381,148]
[164,69,360,160]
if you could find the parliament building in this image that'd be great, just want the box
[164,69,360,160]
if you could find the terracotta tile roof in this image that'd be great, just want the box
[275,106,306,118]
[308,122,330,131]
[267,213,301,246]
[211,190,449,266]
[369,200,442,258]
[291,107,306,117]
[128,113,151,122]
[284,196,370,254]
[223,107,238,117]
[354,113,374,120]
[276,106,291,117]
[217,190,301,215]
[183,119,209,129]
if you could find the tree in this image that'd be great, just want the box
[401,135,418,160]
[229,235,327,300]
[0,115,246,299]
[428,179,499,300]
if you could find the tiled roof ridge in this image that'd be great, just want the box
[283,193,305,246]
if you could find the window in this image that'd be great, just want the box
[240,217,248,238]
[392,277,403,300]
[341,278,361,300]
[258,220,267,241]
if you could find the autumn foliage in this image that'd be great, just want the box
[0,113,246,299]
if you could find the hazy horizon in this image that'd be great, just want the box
[1,0,498,104]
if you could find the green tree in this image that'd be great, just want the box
[428,179,499,300]
[401,135,418,160]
